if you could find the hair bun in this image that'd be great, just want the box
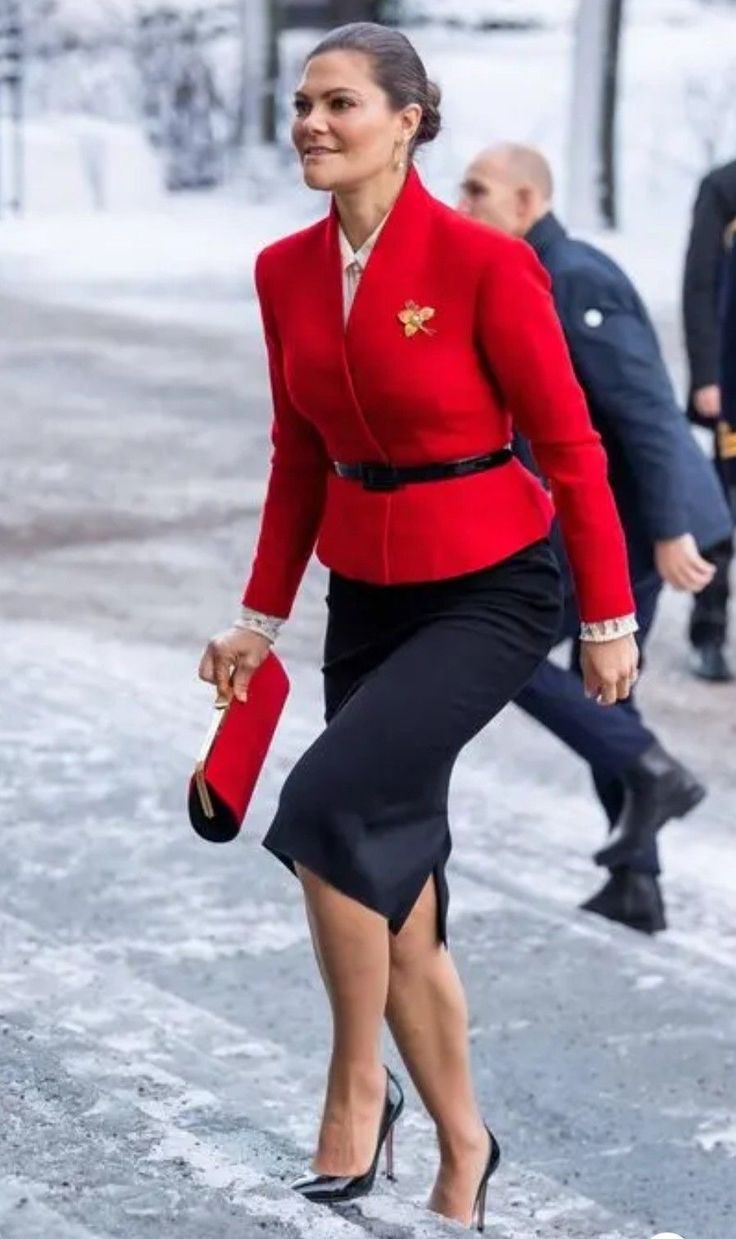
[416,78,442,147]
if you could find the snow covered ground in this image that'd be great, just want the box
[1,0,735,344]
[1,290,734,1239]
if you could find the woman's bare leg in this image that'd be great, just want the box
[297,864,390,1175]
[386,877,490,1226]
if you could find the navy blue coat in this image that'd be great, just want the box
[720,237,736,501]
[525,212,732,586]
[683,159,736,397]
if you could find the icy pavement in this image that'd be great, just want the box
[1,294,734,1239]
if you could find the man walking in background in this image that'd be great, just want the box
[719,227,736,529]
[682,158,736,682]
[459,144,733,934]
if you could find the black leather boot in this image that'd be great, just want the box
[594,741,706,870]
[580,869,666,934]
[691,643,734,683]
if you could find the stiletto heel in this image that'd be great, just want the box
[292,1066,404,1204]
[384,1120,396,1181]
[470,1126,501,1233]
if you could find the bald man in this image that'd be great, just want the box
[459,145,732,934]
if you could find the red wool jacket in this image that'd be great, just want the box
[242,168,634,623]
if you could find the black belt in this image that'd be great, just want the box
[333,447,513,492]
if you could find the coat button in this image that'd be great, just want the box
[583,308,604,327]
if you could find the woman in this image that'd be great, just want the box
[199,22,638,1232]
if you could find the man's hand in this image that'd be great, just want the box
[692,384,721,418]
[580,634,639,706]
[654,533,715,593]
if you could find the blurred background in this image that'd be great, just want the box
[1,0,736,359]
[2,5,735,1239]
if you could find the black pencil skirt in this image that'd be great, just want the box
[262,538,563,944]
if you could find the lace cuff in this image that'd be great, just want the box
[579,613,639,643]
[234,607,285,644]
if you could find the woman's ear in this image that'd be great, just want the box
[516,184,537,225]
[402,103,422,144]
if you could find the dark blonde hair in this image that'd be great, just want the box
[306,22,441,155]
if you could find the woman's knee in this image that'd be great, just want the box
[389,925,425,973]
[389,884,440,972]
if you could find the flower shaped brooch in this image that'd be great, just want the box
[397,300,436,337]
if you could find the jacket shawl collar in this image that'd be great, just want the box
[315,166,436,457]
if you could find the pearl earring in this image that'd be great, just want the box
[394,140,407,172]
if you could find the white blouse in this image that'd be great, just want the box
[238,217,637,645]
[338,215,388,321]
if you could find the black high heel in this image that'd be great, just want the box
[292,1066,404,1204]
[471,1126,501,1233]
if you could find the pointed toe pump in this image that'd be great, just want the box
[292,1067,404,1205]
[471,1126,501,1233]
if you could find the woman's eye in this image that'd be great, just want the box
[331,98,353,111]
[294,100,310,117]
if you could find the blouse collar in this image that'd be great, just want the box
[338,206,391,274]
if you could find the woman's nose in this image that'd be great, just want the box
[303,108,330,134]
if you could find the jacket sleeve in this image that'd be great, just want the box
[683,174,729,392]
[553,270,690,543]
[476,239,634,623]
[241,254,329,617]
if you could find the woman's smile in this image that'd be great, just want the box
[303,145,340,160]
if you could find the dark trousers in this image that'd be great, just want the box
[689,451,733,650]
[515,574,661,875]
[689,537,732,649]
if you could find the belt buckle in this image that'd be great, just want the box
[360,464,402,492]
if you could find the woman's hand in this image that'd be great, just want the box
[198,627,272,703]
[580,634,639,705]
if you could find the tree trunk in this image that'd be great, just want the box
[234,0,277,149]
[600,0,624,227]
[263,0,280,145]
[567,0,625,231]
[0,0,24,215]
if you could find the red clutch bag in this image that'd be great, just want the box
[188,652,290,843]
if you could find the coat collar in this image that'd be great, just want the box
[313,167,436,455]
[328,163,430,248]
[525,210,567,260]
[324,165,435,329]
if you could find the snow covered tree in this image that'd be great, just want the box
[135,7,228,189]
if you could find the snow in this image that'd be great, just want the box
[0,193,305,332]
[0,122,317,331]
[2,0,735,332]
[16,117,163,212]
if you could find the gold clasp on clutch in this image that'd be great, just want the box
[194,695,230,819]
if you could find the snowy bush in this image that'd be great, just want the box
[20,0,245,191]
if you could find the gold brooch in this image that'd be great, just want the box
[398,300,435,337]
